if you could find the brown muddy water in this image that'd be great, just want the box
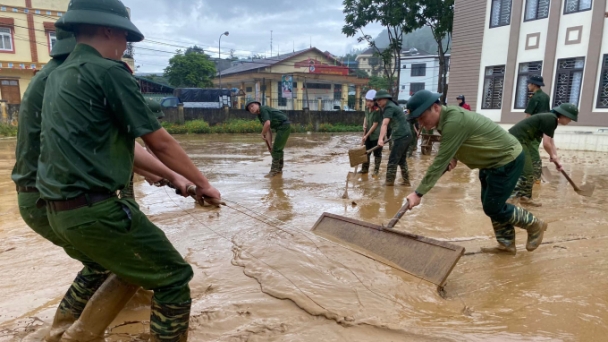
[0,133,607,342]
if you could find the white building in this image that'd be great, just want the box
[449,0,608,126]
[398,48,450,102]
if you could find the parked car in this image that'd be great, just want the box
[160,88,232,109]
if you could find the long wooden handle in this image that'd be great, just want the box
[265,131,273,152]
[366,138,392,154]
[386,200,410,228]
[176,185,226,207]
[553,161,581,191]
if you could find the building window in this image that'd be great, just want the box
[46,11,51,15]
[564,0,592,14]
[57,12,62,16]
[48,31,57,52]
[0,27,13,52]
[401,85,406,90]
[305,83,331,89]
[490,0,512,28]
[482,65,506,109]
[0,7,5,11]
[245,86,252,92]
[524,0,550,21]
[410,83,425,95]
[411,64,426,77]
[0,79,21,104]
[24,8,29,13]
[35,10,40,14]
[277,83,287,106]
[553,57,585,106]
[596,55,608,108]
[515,61,543,109]
[12,8,17,12]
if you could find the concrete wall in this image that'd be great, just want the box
[163,108,365,127]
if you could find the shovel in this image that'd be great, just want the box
[348,139,391,168]
[312,200,465,291]
[264,130,273,153]
[548,161,595,197]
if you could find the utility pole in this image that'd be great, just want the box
[270,30,273,57]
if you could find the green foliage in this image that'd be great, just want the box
[368,76,391,90]
[0,123,17,137]
[161,120,361,135]
[164,47,217,88]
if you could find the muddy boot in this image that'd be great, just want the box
[45,270,110,342]
[525,220,547,252]
[384,164,397,186]
[372,157,382,177]
[520,197,542,207]
[358,163,369,174]
[61,275,140,342]
[150,299,191,342]
[279,159,284,173]
[480,242,516,255]
[508,207,547,252]
[265,160,281,178]
[399,164,410,186]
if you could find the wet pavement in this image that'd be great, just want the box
[0,133,607,341]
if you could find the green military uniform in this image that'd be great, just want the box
[11,29,112,342]
[509,113,558,200]
[408,90,546,254]
[407,116,420,158]
[361,107,383,174]
[375,90,412,185]
[525,88,551,181]
[38,1,193,340]
[252,103,291,176]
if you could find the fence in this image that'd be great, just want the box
[162,107,365,127]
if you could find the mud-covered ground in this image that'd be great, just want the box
[0,133,607,341]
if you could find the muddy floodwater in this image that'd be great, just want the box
[0,133,607,341]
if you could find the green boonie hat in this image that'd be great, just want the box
[528,75,545,87]
[406,90,442,120]
[56,0,144,43]
[245,100,261,111]
[551,103,578,122]
[373,90,392,100]
[49,27,76,58]
[145,99,164,120]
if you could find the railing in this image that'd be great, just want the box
[261,99,357,111]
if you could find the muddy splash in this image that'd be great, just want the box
[1,133,607,341]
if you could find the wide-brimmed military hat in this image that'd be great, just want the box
[145,99,164,120]
[55,0,144,42]
[373,90,392,101]
[406,90,442,120]
[245,100,261,111]
[528,75,545,87]
[49,27,76,58]
[551,103,578,122]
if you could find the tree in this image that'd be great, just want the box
[343,0,417,97]
[185,45,205,55]
[368,76,391,90]
[405,0,453,103]
[164,48,217,88]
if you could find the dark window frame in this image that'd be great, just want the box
[514,61,543,109]
[410,82,425,95]
[481,65,506,109]
[489,0,513,28]
[553,57,585,107]
[596,54,608,108]
[523,0,550,22]
[411,63,426,77]
[563,0,593,15]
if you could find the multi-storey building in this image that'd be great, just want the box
[398,48,450,102]
[449,0,608,126]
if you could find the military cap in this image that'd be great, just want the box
[406,90,442,121]
[245,100,261,111]
[145,99,164,120]
[373,90,392,100]
[528,75,545,87]
[49,27,76,58]
[551,103,578,122]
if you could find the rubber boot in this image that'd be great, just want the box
[45,270,110,342]
[482,220,517,255]
[278,159,284,173]
[384,164,397,186]
[372,156,382,177]
[60,275,140,342]
[520,197,542,207]
[399,163,410,186]
[480,242,517,255]
[508,206,547,252]
[265,159,281,178]
[358,163,369,174]
[150,299,191,342]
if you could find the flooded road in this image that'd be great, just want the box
[1,133,607,341]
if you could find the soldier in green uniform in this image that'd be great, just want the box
[375,90,412,186]
[246,100,291,178]
[360,89,383,176]
[36,1,221,341]
[523,75,551,183]
[509,104,578,206]
[405,90,547,255]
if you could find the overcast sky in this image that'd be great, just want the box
[126,0,384,73]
